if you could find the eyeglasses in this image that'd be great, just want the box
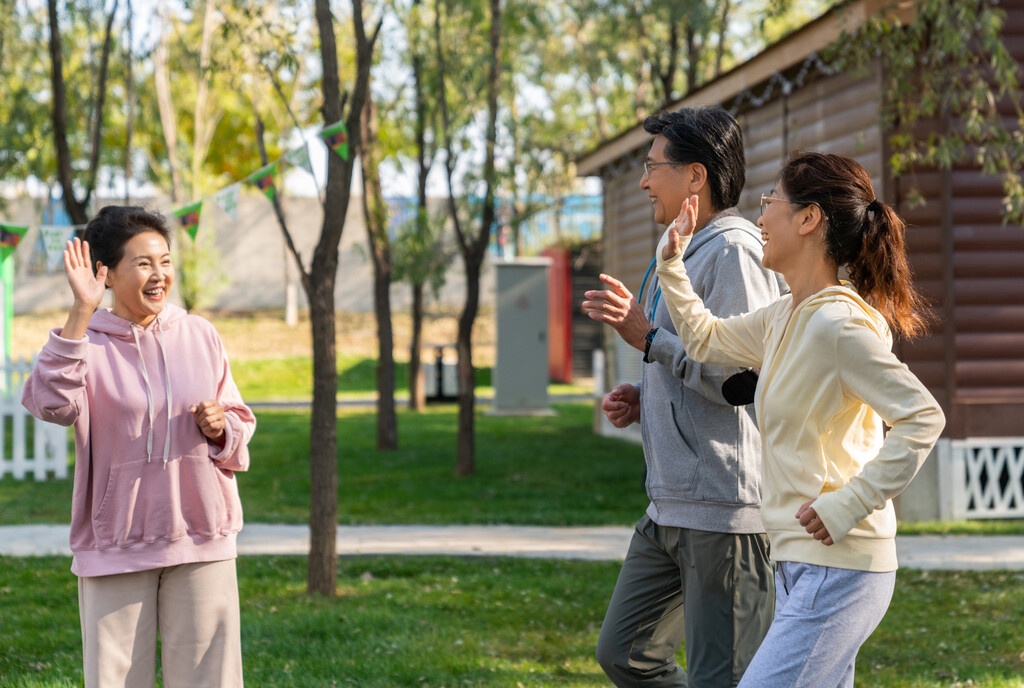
[760,193,785,216]
[760,192,812,216]
[643,161,678,178]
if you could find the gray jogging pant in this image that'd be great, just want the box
[596,514,775,687]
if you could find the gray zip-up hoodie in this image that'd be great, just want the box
[638,209,785,533]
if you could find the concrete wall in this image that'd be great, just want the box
[5,193,494,315]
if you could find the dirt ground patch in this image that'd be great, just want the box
[12,308,496,365]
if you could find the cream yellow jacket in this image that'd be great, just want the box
[656,238,944,572]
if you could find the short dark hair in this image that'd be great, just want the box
[84,206,171,272]
[642,106,746,210]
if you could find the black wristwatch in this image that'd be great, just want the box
[643,327,659,363]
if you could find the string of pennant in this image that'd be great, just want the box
[0,119,349,272]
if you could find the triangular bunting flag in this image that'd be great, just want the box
[247,162,278,201]
[319,119,349,161]
[212,182,241,222]
[172,200,203,241]
[40,225,79,272]
[283,143,315,178]
[0,223,28,261]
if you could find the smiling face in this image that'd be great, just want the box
[639,135,690,227]
[756,184,804,273]
[103,231,174,326]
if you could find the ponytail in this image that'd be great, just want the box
[847,200,929,339]
[778,151,932,340]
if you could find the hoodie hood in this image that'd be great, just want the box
[685,209,763,257]
[88,302,188,339]
[655,208,764,263]
[801,285,891,345]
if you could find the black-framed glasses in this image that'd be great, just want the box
[643,161,678,178]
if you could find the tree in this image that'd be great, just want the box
[403,0,441,411]
[435,0,502,476]
[46,0,120,224]
[358,95,399,449]
[304,0,380,595]
[830,0,1024,225]
[0,3,52,197]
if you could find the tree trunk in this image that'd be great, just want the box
[307,280,339,595]
[307,0,378,597]
[123,0,134,204]
[191,0,219,197]
[715,0,731,77]
[153,9,182,203]
[409,283,426,411]
[46,0,90,224]
[409,0,431,413]
[359,97,398,450]
[452,0,502,477]
[455,258,481,476]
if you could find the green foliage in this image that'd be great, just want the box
[827,0,1024,225]
[0,5,52,187]
[1,557,1021,687]
[174,224,228,312]
[392,208,455,297]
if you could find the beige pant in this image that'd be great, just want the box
[78,559,243,688]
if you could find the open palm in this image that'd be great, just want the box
[64,238,107,310]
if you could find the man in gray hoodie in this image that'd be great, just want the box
[583,106,783,687]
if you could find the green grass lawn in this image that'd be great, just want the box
[4,398,1024,534]
[0,555,1021,688]
[0,403,650,526]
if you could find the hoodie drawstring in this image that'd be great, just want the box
[156,321,172,469]
[131,319,174,469]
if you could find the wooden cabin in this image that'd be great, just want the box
[577,0,1024,521]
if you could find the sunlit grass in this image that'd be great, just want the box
[1,557,1021,688]
[1,403,649,526]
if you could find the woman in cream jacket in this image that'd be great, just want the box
[652,151,944,687]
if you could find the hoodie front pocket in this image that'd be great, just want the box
[666,402,700,492]
[92,455,231,549]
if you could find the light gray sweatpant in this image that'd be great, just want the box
[738,561,896,688]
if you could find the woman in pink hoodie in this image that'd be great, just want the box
[23,205,255,688]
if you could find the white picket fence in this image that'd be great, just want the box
[0,357,68,481]
[938,438,1024,520]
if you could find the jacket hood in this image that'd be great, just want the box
[685,209,762,257]
[801,285,891,343]
[88,303,188,339]
[656,209,763,262]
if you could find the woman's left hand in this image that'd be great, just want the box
[191,400,226,446]
[796,500,834,546]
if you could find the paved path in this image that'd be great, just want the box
[1,524,1023,570]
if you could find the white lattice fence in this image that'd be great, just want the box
[0,358,69,481]
[940,438,1024,520]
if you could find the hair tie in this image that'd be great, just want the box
[867,199,882,213]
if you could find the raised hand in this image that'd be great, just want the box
[662,195,699,261]
[58,238,108,340]
[64,238,107,311]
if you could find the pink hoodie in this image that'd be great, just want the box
[22,304,256,577]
